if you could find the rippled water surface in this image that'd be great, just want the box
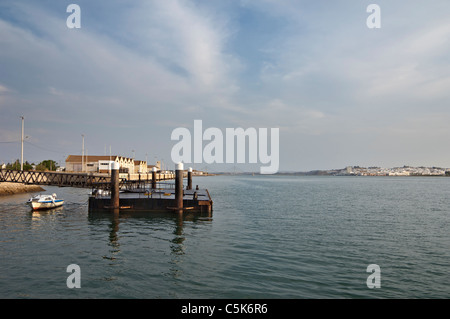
[1,175,449,298]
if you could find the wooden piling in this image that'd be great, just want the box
[152,167,157,189]
[175,162,184,211]
[110,162,120,210]
[187,167,193,190]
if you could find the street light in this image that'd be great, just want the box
[81,134,85,172]
[20,116,24,171]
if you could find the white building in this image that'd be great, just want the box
[134,160,148,174]
[65,155,135,173]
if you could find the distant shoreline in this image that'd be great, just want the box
[214,172,450,177]
[213,165,450,177]
[0,182,45,196]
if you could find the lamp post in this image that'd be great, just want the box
[20,116,24,171]
[81,134,85,172]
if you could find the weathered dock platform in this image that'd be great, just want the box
[88,188,213,213]
[88,163,213,214]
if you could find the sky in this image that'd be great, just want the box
[1,0,450,172]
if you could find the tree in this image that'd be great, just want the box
[6,159,33,171]
[36,160,58,171]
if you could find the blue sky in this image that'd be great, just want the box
[1,0,450,172]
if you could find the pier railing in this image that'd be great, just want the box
[91,180,203,201]
[0,169,174,189]
[91,180,176,191]
[0,169,110,188]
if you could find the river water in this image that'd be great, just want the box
[0,175,449,298]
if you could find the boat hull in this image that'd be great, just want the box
[29,200,64,211]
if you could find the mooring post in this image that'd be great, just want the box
[187,167,193,190]
[152,167,157,189]
[111,162,120,210]
[175,162,184,211]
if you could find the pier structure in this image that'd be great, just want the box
[89,163,212,214]
[0,169,174,189]
[0,166,212,214]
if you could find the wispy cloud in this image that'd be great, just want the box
[1,0,450,169]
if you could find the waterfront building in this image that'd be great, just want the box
[65,155,135,173]
[134,160,148,174]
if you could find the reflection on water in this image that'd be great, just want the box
[29,206,65,218]
[87,209,213,285]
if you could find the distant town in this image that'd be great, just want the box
[277,166,450,176]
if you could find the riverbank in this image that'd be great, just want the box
[0,182,45,196]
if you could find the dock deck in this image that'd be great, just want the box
[88,187,213,214]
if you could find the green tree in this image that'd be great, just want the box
[36,160,58,171]
[6,159,33,171]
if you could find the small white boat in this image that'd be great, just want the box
[27,193,64,211]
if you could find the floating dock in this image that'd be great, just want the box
[88,163,213,214]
